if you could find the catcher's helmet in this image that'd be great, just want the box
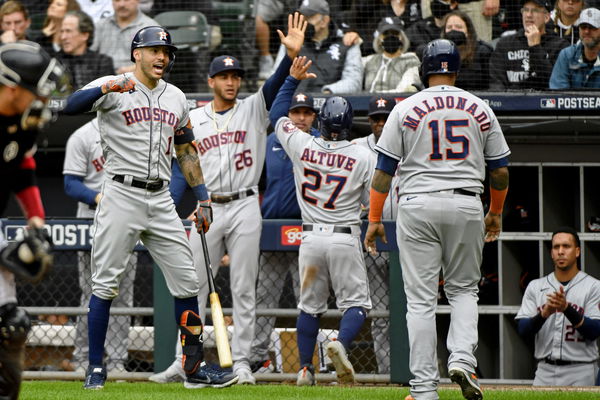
[318,96,353,141]
[0,41,70,97]
[130,26,177,72]
[420,39,460,87]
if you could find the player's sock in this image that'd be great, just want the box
[296,311,320,366]
[88,294,112,365]
[337,307,366,349]
[174,296,199,325]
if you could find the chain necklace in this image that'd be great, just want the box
[210,101,238,133]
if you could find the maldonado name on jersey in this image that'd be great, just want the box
[403,95,492,131]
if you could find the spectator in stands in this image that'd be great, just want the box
[256,0,296,79]
[363,16,421,92]
[406,0,458,55]
[550,8,600,88]
[441,10,493,89]
[36,0,81,54]
[91,0,158,74]
[456,0,499,42]
[76,0,114,23]
[389,0,422,29]
[489,0,569,90]
[273,0,363,94]
[551,0,585,45]
[57,11,114,89]
[0,1,30,43]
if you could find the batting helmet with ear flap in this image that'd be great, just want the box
[420,39,460,87]
[130,26,178,72]
[318,96,353,141]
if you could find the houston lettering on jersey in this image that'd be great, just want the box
[92,155,105,172]
[300,148,356,171]
[121,107,180,128]
[403,96,491,132]
[196,130,247,155]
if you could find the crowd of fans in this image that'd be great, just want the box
[1,0,599,92]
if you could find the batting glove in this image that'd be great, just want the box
[194,200,213,233]
[101,76,135,93]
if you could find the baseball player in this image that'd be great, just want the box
[516,227,600,386]
[153,13,307,385]
[351,95,399,374]
[62,118,136,373]
[271,56,374,386]
[63,26,238,390]
[365,39,510,400]
[250,91,320,373]
[0,41,67,400]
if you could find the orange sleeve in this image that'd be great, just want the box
[368,188,389,223]
[489,187,508,215]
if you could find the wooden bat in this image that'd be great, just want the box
[199,229,233,368]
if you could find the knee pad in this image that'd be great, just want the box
[180,310,204,375]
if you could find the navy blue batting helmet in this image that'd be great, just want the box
[318,96,353,141]
[420,39,460,87]
[130,26,177,71]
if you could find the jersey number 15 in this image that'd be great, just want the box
[428,119,470,161]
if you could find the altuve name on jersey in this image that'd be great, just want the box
[121,107,180,128]
[403,95,491,132]
[196,130,247,155]
[300,148,356,171]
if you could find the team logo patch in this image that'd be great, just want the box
[376,98,387,108]
[3,141,18,162]
[440,61,448,72]
[540,98,556,109]
[282,120,297,133]
[281,225,302,246]
[158,31,168,41]
[295,93,307,102]
[223,57,235,67]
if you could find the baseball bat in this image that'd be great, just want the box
[198,229,233,368]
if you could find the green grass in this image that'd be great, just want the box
[19,381,600,400]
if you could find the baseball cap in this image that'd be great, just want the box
[368,95,395,117]
[377,16,405,35]
[578,8,600,28]
[298,0,330,17]
[208,55,245,78]
[521,0,552,12]
[289,92,316,112]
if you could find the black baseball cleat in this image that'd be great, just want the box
[83,365,106,390]
[250,359,275,373]
[449,367,483,400]
[184,362,239,389]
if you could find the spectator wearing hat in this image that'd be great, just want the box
[273,0,363,94]
[352,95,399,374]
[440,10,493,89]
[250,91,320,373]
[551,0,585,45]
[0,0,30,44]
[363,16,421,92]
[489,0,569,90]
[550,8,600,88]
[406,0,459,55]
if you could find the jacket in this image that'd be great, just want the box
[57,50,115,90]
[549,43,600,89]
[363,52,421,92]
[456,41,493,90]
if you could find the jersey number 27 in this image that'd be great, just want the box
[302,168,346,210]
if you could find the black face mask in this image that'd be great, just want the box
[445,30,467,46]
[431,0,452,19]
[305,24,316,41]
[382,35,402,54]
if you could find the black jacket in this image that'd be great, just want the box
[456,41,493,90]
[56,50,115,90]
[489,29,569,90]
[406,17,440,54]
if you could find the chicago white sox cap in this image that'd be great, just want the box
[578,8,600,29]
[208,55,245,78]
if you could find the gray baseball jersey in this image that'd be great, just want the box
[376,85,510,195]
[275,116,373,314]
[63,118,104,218]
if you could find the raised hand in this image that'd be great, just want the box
[278,12,307,60]
[290,56,317,81]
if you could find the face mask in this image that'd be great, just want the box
[305,24,316,41]
[431,0,452,19]
[382,35,402,53]
[445,30,467,46]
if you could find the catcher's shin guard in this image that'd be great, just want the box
[180,310,204,375]
[0,303,31,400]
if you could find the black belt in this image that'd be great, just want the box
[542,358,584,366]
[210,189,256,204]
[453,189,477,197]
[302,224,352,234]
[112,175,164,192]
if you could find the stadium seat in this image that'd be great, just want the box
[154,11,210,49]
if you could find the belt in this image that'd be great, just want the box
[453,188,477,197]
[112,175,164,192]
[302,224,352,234]
[542,358,585,366]
[210,188,256,204]
[89,204,97,211]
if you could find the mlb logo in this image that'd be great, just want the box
[540,98,556,108]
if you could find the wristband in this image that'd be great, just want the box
[368,188,389,223]
[191,183,209,201]
[489,187,508,215]
[563,304,584,327]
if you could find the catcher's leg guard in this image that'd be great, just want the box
[180,310,204,375]
[0,303,31,400]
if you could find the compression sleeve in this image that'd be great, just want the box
[169,159,187,206]
[63,87,104,115]
[517,313,546,337]
[269,76,299,127]
[64,174,98,206]
[262,55,293,110]
[576,317,600,341]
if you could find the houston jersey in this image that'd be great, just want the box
[376,85,510,196]
[275,117,374,225]
[516,271,600,361]
[352,134,400,221]
[189,92,269,193]
[82,73,189,181]
[63,118,105,218]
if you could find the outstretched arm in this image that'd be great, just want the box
[269,57,316,127]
